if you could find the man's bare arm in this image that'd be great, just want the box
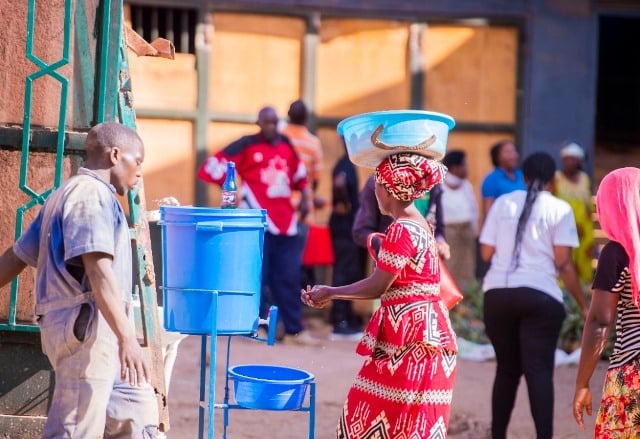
[0,247,27,288]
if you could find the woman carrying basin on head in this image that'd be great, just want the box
[303,142,457,437]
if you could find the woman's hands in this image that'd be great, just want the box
[572,289,617,431]
[301,285,333,308]
[301,266,396,306]
[572,386,592,430]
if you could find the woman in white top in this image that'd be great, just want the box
[479,151,588,439]
[441,150,479,289]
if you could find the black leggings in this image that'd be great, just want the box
[483,287,566,439]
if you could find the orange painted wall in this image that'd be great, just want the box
[0,0,98,128]
[0,151,77,321]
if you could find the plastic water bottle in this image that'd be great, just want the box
[221,161,237,209]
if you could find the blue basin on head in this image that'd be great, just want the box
[337,110,455,168]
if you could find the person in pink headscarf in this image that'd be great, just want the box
[573,167,640,437]
[302,152,458,438]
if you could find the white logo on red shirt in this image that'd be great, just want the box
[261,157,292,198]
[204,157,227,180]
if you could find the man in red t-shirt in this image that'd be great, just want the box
[198,106,318,345]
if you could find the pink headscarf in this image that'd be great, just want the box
[596,167,640,307]
[374,153,446,201]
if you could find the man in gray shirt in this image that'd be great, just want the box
[0,122,158,438]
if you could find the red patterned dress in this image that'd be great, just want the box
[337,219,457,439]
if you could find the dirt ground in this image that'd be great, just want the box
[163,318,607,439]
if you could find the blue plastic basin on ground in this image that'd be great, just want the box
[160,206,266,335]
[228,364,314,411]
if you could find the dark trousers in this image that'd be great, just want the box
[260,233,303,335]
[483,287,566,439]
[329,236,365,326]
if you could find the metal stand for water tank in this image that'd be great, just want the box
[190,294,316,439]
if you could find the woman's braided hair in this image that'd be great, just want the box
[511,152,556,270]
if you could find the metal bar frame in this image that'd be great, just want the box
[3,0,73,332]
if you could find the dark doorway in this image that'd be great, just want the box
[596,16,640,151]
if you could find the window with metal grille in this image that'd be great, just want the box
[130,5,197,54]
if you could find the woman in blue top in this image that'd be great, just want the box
[480,140,526,217]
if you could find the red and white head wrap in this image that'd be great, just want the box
[374,153,447,201]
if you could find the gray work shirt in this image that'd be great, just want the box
[14,168,133,316]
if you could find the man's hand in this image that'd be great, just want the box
[82,252,152,387]
[298,188,314,222]
[299,199,314,223]
[119,335,150,386]
[313,195,327,210]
